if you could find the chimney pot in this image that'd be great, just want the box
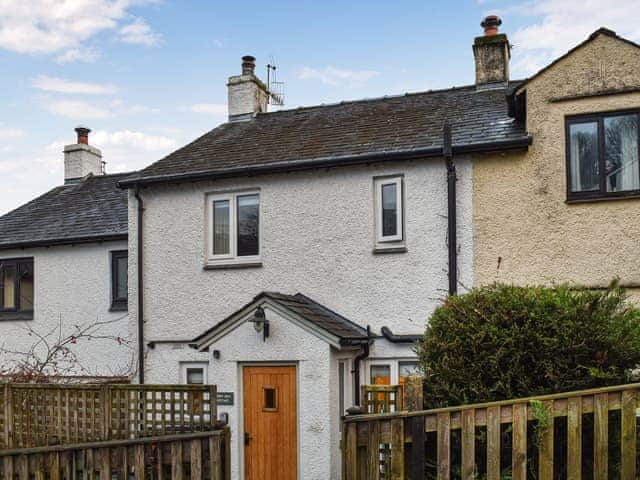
[241,55,256,75]
[481,15,502,36]
[75,126,91,145]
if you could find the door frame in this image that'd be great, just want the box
[238,361,300,480]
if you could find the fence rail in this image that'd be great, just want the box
[1,384,218,449]
[0,428,231,480]
[342,382,640,479]
[361,385,403,414]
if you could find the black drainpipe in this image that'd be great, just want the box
[443,120,457,295]
[352,326,371,407]
[134,186,145,384]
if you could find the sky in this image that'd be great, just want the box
[1,0,640,215]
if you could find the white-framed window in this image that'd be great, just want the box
[180,362,208,385]
[374,176,403,244]
[207,190,260,264]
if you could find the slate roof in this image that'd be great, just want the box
[120,82,530,187]
[193,291,369,347]
[0,173,129,250]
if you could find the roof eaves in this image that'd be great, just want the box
[0,233,128,251]
[118,137,531,189]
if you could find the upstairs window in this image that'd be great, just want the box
[374,176,404,244]
[111,251,128,311]
[0,258,34,319]
[567,111,640,200]
[208,191,260,264]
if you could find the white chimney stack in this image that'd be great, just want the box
[64,127,103,184]
[227,55,269,121]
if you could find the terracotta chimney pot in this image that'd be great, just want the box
[481,15,502,36]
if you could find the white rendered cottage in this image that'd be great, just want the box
[118,22,529,479]
[0,128,132,379]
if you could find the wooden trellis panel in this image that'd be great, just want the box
[1,384,217,449]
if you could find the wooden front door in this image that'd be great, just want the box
[243,365,297,480]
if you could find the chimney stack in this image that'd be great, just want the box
[64,126,104,184]
[227,55,269,121]
[473,15,510,87]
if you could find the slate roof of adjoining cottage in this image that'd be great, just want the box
[0,172,130,250]
[120,82,530,187]
[193,291,369,348]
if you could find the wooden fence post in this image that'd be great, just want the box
[4,383,13,449]
[403,376,423,412]
[209,385,217,428]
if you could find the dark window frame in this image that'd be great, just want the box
[566,109,640,202]
[110,250,128,311]
[0,257,34,320]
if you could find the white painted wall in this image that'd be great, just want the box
[0,242,132,377]
[129,157,473,351]
[207,306,333,480]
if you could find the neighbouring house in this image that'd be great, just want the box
[116,18,531,480]
[473,27,640,301]
[0,128,132,379]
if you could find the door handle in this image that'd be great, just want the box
[244,432,252,445]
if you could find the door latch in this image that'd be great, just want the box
[244,432,252,445]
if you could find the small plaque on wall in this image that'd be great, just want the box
[217,392,234,406]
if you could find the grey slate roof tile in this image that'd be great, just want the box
[193,291,368,345]
[122,83,528,185]
[0,173,129,250]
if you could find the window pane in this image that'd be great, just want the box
[18,262,34,311]
[1,264,16,309]
[263,387,277,410]
[569,122,599,192]
[399,362,419,385]
[370,365,391,385]
[237,194,259,256]
[381,183,398,236]
[116,256,128,300]
[186,368,204,384]
[605,115,639,192]
[213,200,230,255]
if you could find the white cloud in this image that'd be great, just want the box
[0,1,160,56]
[180,103,227,115]
[32,75,116,95]
[55,48,99,65]
[119,17,160,46]
[0,128,177,215]
[298,66,379,86]
[0,127,25,140]
[46,100,111,119]
[509,0,640,75]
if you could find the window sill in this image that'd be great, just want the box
[109,304,128,312]
[204,261,263,270]
[566,192,640,204]
[0,312,34,321]
[372,245,407,255]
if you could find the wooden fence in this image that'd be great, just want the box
[342,383,640,479]
[0,428,231,480]
[1,384,217,449]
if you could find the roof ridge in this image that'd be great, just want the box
[293,293,367,334]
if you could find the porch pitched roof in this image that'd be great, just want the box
[193,291,368,349]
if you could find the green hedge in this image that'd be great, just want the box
[417,281,640,409]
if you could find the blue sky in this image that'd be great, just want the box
[1,0,639,214]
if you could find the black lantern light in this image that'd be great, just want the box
[249,306,269,341]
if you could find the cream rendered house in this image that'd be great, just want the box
[473,28,640,300]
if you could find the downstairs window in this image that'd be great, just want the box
[0,258,34,319]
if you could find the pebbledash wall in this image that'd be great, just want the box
[0,242,133,377]
[473,33,640,301]
[129,157,473,479]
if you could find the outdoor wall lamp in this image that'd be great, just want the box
[249,306,269,341]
